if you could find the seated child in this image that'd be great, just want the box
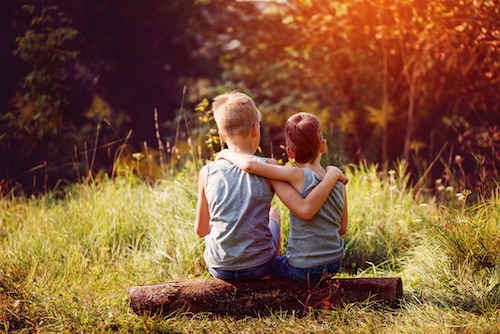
[195,93,347,281]
[216,112,348,283]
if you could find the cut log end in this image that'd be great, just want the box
[128,277,403,318]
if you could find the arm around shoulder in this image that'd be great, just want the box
[218,150,303,184]
[272,167,344,221]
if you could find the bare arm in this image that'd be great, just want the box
[271,167,345,221]
[216,149,303,184]
[216,149,349,220]
[339,184,348,236]
[194,166,210,238]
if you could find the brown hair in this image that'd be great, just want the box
[212,91,261,138]
[284,112,322,164]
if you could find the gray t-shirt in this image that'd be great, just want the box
[286,168,345,268]
[203,156,275,270]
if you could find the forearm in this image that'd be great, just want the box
[218,150,301,182]
[195,203,210,237]
[273,167,343,220]
[297,168,341,220]
[273,181,313,220]
[216,149,255,172]
[195,167,210,238]
[339,186,348,235]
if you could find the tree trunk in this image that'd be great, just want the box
[403,82,415,162]
[128,277,403,318]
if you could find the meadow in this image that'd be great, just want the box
[0,163,498,333]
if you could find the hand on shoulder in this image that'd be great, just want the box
[214,149,229,161]
[326,165,349,184]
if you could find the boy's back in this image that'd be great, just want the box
[203,157,275,271]
[287,168,345,268]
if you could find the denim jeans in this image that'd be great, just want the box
[208,255,276,281]
[272,256,342,283]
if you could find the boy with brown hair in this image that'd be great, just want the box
[195,92,347,281]
[216,112,348,283]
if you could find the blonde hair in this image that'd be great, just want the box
[212,91,261,137]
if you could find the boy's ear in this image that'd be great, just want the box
[286,146,295,159]
[219,132,226,143]
[251,122,259,136]
[320,139,327,154]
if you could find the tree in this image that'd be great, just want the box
[0,0,224,191]
[7,4,78,142]
[213,0,499,189]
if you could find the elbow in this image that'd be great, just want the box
[300,213,315,221]
[295,206,317,221]
[195,225,209,238]
[195,229,208,238]
[243,161,258,173]
[196,230,208,238]
[339,217,348,236]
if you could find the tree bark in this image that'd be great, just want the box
[128,277,403,318]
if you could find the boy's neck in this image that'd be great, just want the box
[225,140,256,155]
[297,155,325,176]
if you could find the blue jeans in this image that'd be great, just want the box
[208,255,276,281]
[272,256,342,283]
[208,218,280,281]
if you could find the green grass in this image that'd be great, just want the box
[0,164,499,333]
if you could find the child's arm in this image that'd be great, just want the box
[270,166,346,221]
[194,166,210,238]
[216,149,348,220]
[339,184,348,236]
[216,149,303,184]
[216,149,349,185]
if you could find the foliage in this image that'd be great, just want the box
[0,3,79,178]
[0,163,498,332]
[1,0,498,198]
[9,4,78,140]
[0,0,222,192]
[213,0,499,189]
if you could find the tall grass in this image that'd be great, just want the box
[0,162,498,333]
[0,173,205,331]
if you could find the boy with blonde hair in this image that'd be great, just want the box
[216,112,348,283]
[195,92,347,281]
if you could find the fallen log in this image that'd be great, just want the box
[128,277,402,318]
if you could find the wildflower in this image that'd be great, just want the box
[389,170,396,191]
[132,152,144,161]
[435,178,444,191]
[456,189,471,202]
[445,186,454,192]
